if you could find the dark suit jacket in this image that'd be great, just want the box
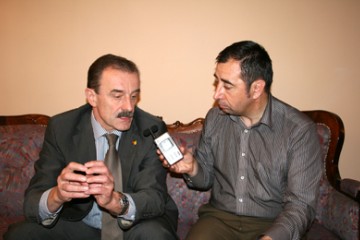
[24,104,178,229]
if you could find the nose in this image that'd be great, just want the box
[122,95,134,112]
[213,84,223,101]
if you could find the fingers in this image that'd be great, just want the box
[64,162,88,181]
[51,161,116,210]
[162,160,171,168]
[84,160,106,172]
[56,161,108,200]
[156,149,171,169]
[84,160,113,186]
[83,161,114,201]
[157,146,191,171]
[56,163,91,202]
[59,163,88,190]
[157,149,165,160]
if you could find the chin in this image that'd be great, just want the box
[115,124,132,131]
[115,118,133,131]
[218,105,230,113]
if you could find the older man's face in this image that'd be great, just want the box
[87,67,140,131]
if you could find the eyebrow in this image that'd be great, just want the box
[213,73,235,86]
[110,89,141,94]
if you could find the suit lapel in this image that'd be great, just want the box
[118,124,141,190]
[61,106,96,219]
[72,111,96,164]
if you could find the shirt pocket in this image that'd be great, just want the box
[252,157,286,201]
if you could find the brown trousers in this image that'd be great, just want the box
[186,204,274,240]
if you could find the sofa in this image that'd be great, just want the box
[1,111,359,240]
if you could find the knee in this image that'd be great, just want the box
[3,227,17,240]
[4,221,36,240]
[126,218,178,240]
[146,222,176,240]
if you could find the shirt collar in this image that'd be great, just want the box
[228,94,273,129]
[258,94,273,129]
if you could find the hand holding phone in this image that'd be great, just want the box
[144,125,183,165]
[154,132,183,165]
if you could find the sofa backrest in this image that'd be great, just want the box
[302,110,344,190]
[0,111,350,239]
[0,114,50,217]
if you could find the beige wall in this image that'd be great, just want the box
[1,0,359,181]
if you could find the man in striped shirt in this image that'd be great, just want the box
[160,40,322,240]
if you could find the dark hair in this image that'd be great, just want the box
[216,41,273,93]
[87,54,140,93]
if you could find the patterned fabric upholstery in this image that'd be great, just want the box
[308,124,359,240]
[0,124,46,238]
[167,130,210,240]
[166,173,210,240]
[312,175,359,240]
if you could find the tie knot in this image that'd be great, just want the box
[105,134,118,147]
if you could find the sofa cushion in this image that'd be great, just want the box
[315,178,359,240]
[167,173,210,240]
[305,220,341,240]
[0,124,46,217]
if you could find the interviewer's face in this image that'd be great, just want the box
[86,67,140,131]
[213,59,251,116]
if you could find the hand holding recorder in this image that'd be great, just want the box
[144,125,199,176]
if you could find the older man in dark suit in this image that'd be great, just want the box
[5,54,178,240]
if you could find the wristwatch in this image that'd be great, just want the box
[118,192,129,216]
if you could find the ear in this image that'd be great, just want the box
[251,80,266,99]
[85,88,97,107]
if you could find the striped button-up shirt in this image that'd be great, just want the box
[189,95,322,240]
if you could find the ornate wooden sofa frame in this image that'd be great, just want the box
[0,111,359,240]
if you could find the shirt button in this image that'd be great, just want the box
[240,176,245,180]
[244,129,249,133]
[239,198,243,203]
[241,152,245,157]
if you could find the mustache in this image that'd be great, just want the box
[117,111,134,118]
